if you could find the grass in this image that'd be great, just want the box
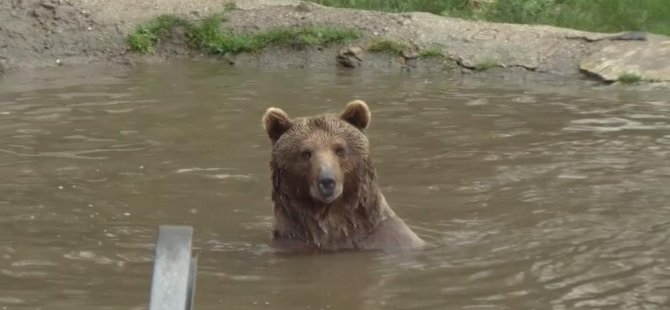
[618,72,642,84]
[311,0,472,16]
[224,2,239,11]
[368,41,446,59]
[185,14,262,54]
[472,60,500,71]
[260,27,361,47]
[311,0,670,36]
[367,40,410,55]
[419,47,444,58]
[127,14,188,53]
[478,0,670,36]
[127,13,360,55]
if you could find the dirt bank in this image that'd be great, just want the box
[1,0,669,83]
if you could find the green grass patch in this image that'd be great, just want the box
[186,14,262,54]
[259,27,361,47]
[477,0,670,36]
[128,12,360,55]
[311,0,472,15]
[367,40,410,55]
[419,47,444,58]
[311,0,670,36]
[224,2,239,11]
[127,14,189,53]
[472,60,500,71]
[617,72,642,84]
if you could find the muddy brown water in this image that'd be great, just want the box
[1,61,669,310]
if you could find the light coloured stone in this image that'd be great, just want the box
[580,34,670,82]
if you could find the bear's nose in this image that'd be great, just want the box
[319,178,336,191]
[317,171,337,197]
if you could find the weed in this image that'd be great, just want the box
[129,12,360,55]
[367,40,409,55]
[224,2,239,11]
[127,14,188,53]
[420,47,444,58]
[618,72,642,84]
[311,0,471,15]
[472,60,500,71]
[186,14,261,54]
[258,27,360,48]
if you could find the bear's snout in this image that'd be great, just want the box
[317,170,337,198]
[310,162,343,203]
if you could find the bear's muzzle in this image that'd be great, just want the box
[310,163,343,203]
[317,170,337,198]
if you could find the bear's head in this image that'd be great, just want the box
[262,100,373,205]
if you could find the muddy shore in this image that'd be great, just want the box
[1,0,669,84]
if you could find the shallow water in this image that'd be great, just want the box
[1,61,669,310]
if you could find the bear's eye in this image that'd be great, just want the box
[300,150,312,160]
[335,146,346,158]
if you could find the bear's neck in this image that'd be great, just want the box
[270,163,388,250]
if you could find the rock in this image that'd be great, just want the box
[295,1,316,12]
[567,31,648,42]
[41,2,57,10]
[337,46,363,68]
[580,34,670,82]
[401,50,419,59]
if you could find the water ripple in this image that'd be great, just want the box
[2,64,670,310]
[565,117,670,132]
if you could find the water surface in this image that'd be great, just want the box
[1,61,669,309]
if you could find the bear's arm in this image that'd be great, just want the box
[360,215,426,251]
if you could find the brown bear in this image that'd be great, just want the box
[261,99,425,252]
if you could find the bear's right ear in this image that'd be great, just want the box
[262,107,292,143]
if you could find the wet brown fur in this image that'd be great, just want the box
[262,100,425,252]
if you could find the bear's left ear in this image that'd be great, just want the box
[340,99,371,131]
[262,107,292,143]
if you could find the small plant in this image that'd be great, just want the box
[186,14,259,54]
[259,27,361,48]
[127,14,189,53]
[367,39,409,55]
[618,72,642,84]
[224,2,239,11]
[473,60,500,71]
[419,47,444,58]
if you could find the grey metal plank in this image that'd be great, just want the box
[149,225,195,310]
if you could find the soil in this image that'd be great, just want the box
[1,0,668,83]
[1,0,118,70]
